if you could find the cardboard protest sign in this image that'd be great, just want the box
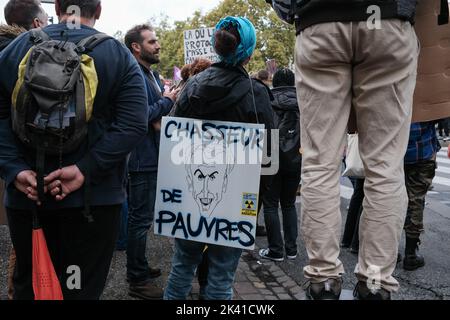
[154,117,265,250]
[184,28,219,65]
[412,0,450,122]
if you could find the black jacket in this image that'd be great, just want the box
[271,86,301,172]
[0,24,148,210]
[174,62,275,201]
[174,62,274,129]
[269,0,419,34]
[272,86,298,115]
[295,0,418,32]
[127,65,173,173]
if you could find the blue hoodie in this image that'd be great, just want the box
[0,23,149,210]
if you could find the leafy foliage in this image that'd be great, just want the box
[148,0,296,78]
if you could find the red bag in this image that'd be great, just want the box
[32,221,63,300]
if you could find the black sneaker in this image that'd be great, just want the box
[353,281,391,300]
[259,248,284,262]
[304,278,342,300]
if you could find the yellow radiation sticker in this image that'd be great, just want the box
[241,193,258,216]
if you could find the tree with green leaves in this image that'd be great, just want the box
[152,0,295,79]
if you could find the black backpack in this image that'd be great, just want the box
[11,28,111,204]
[272,95,301,172]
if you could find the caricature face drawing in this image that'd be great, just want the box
[187,164,229,217]
[185,140,235,217]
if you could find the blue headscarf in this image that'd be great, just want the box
[213,16,257,66]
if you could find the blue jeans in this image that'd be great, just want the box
[126,171,157,284]
[116,201,128,250]
[164,239,242,300]
[263,170,300,257]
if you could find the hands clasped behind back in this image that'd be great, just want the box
[15,165,85,204]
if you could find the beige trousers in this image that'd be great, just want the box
[295,20,419,292]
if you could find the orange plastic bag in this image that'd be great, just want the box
[32,228,63,300]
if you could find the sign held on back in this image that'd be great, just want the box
[154,117,265,250]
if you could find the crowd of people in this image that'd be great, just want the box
[0,0,449,301]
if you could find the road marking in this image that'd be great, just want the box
[436,166,450,175]
[294,162,449,205]
[433,176,450,188]
[437,156,450,165]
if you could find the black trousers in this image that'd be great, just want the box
[7,205,121,300]
[342,178,365,250]
[438,118,450,136]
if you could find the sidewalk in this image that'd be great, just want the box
[100,230,308,301]
[189,249,306,301]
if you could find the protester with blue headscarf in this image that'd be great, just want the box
[213,16,257,66]
[165,16,274,300]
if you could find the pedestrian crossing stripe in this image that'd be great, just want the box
[433,176,450,188]
[241,193,258,217]
[437,166,450,175]
[297,182,448,203]
[437,157,450,165]
[339,173,450,200]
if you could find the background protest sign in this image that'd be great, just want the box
[184,27,219,65]
[154,117,265,250]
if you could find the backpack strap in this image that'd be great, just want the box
[29,28,50,44]
[439,0,449,25]
[77,33,112,53]
[74,32,111,223]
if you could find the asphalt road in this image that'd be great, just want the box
[256,148,450,300]
[255,196,450,300]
